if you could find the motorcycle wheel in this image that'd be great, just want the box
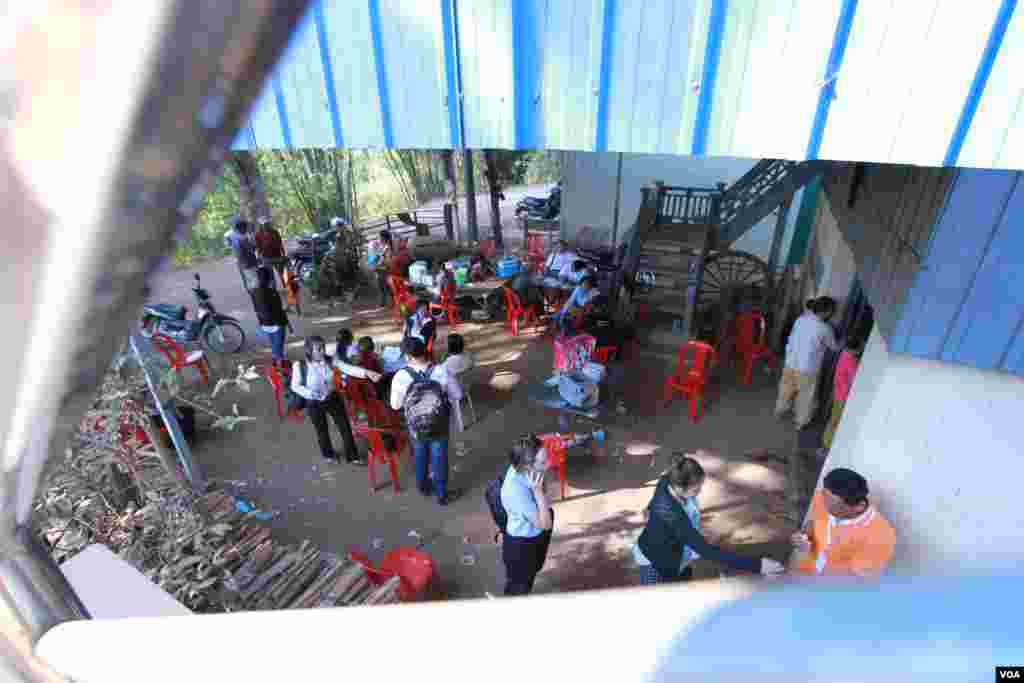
[203,320,245,353]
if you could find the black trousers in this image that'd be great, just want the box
[302,393,357,460]
[502,510,554,596]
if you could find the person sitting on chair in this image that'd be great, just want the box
[404,299,437,352]
[557,276,600,337]
[545,240,578,278]
[559,259,591,285]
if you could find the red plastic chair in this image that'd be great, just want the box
[539,434,569,500]
[592,346,618,364]
[734,311,778,385]
[429,284,460,328]
[264,363,305,422]
[388,276,414,321]
[502,287,539,337]
[663,341,717,422]
[348,546,434,602]
[364,428,405,494]
[151,334,210,384]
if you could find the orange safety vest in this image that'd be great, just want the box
[794,490,896,577]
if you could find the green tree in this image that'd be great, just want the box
[382,150,446,207]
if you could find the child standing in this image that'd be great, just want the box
[822,339,864,450]
[356,336,383,374]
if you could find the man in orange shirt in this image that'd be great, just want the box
[790,468,896,578]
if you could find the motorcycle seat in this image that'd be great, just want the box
[144,304,187,320]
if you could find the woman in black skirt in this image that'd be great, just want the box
[499,434,554,596]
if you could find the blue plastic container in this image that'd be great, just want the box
[496,256,522,278]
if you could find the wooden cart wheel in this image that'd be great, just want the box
[695,249,772,342]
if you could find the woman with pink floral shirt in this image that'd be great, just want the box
[822,339,865,449]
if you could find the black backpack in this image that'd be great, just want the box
[485,469,509,542]
[402,365,450,440]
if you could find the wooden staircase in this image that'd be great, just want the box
[616,159,827,363]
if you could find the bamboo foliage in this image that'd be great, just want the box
[270,149,353,229]
[382,150,446,207]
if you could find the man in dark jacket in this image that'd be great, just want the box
[225,218,261,290]
[249,267,290,362]
[254,218,288,287]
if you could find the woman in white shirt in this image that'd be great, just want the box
[500,434,554,595]
[291,336,379,465]
[776,297,841,430]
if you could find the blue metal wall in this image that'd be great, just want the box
[893,169,1024,375]
[230,0,1023,171]
[824,164,1024,378]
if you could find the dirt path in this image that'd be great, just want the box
[146,182,799,601]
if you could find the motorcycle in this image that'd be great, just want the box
[140,273,246,353]
[515,183,561,220]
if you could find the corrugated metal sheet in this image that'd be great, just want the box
[230,0,1022,172]
[819,0,1002,167]
[459,0,515,148]
[823,163,954,342]
[893,169,1024,374]
[707,0,842,160]
[603,0,703,153]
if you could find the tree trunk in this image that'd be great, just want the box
[463,151,479,243]
[233,151,272,224]
[483,150,504,249]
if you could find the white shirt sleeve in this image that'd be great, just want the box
[335,359,372,379]
[390,368,411,411]
[291,361,312,400]
[435,366,463,402]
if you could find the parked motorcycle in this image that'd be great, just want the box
[140,274,246,353]
[515,183,561,220]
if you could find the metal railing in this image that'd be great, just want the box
[656,186,720,225]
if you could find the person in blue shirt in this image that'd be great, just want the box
[500,434,554,595]
[559,259,591,285]
[557,275,601,337]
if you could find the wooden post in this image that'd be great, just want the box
[767,194,793,280]
[654,180,665,223]
[463,150,479,242]
[443,203,455,241]
[680,191,720,341]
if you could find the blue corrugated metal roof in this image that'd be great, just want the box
[234,0,1022,170]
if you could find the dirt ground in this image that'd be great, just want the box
[148,190,808,602]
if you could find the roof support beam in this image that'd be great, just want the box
[691,0,727,155]
[943,0,1018,167]
[271,74,293,150]
[594,0,617,152]
[441,0,464,148]
[367,0,394,148]
[313,0,345,148]
[805,0,858,160]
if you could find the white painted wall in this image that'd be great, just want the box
[812,191,858,313]
[824,327,1024,572]
[561,152,780,260]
